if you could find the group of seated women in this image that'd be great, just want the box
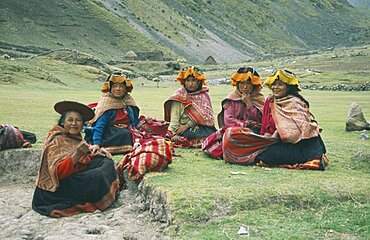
[32,66,328,217]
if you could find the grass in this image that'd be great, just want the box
[1,48,369,239]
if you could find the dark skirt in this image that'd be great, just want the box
[181,125,217,140]
[32,156,118,217]
[101,126,133,147]
[255,135,326,165]
[85,126,133,147]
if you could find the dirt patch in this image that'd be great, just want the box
[0,149,172,239]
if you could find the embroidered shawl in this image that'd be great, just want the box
[35,126,91,192]
[271,95,320,144]
[90,93,138,125]
[164,87,215,126]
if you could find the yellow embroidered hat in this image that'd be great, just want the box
[231,67,262,89]
[101,71,133,93]
[176,66,206,85]
[264,69,302,91]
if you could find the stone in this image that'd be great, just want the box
[346,102,370,131]
[358,133,369,140]
[0,149,41,183]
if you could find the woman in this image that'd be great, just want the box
[86,71,140,154]
[164,66,216,148]
[32,101,119,217]
[223,70,328,170]
[217,66,265,133]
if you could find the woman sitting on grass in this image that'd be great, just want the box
[223,70,328,170]
[32,101,118,217]
[86,71,140,154]
[217,66,265,133]
[164,66,216,148]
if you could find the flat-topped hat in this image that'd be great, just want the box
[54,101,95,121]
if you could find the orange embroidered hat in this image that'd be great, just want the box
[101,71,133,93]
[230,67,261,89]
[176,66,206,85]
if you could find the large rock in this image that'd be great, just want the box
[0,149,41,183]
[346,102,370,131]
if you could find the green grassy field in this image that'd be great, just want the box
[1,47,369,239]
[1,83,369,239]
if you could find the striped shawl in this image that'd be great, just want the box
[164,87,215,126]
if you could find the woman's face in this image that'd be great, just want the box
[63,111,84,135]
[238,80,254,94]
[111,83,126,98]
[271,79,288,98]
[184,76,200,91]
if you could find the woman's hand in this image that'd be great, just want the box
[172,135,181,142]
[89,144,100,155]
[95,147,112,159]
[176,123,189,135]
[71,141,91,164]
[241,93,253,109]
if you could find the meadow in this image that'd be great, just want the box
[0,47,369,239]
[1,82,369,239]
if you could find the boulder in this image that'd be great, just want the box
[346,102,370,131]
[0,149,41,183]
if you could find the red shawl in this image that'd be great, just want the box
[164,87,215,126]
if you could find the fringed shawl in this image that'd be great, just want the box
[90,93,138,125]
[164,87,215,126]
[271,95,320,144]
[35,126,90,192]
[217,89,265,127]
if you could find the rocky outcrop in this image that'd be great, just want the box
[346,102,370,131]
[0,149,40,183]
[138,181,172,225]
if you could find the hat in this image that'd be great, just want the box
[230,66,261,89]
[264,69,302,91]
[101,71,133,93]
[54,101,95,121]
[176,66,206,85]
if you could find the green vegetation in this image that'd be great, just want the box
[0,0,172,61]
[1,45,369,239]
[1,0,369,63]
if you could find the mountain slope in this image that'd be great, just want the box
[0,0,173,61]
[0,0,369,63]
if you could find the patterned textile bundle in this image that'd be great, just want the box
[201,126,228,159]
[136,116,169,138]
[0,124,25,150]
[116,138,173,190]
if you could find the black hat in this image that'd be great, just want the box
[54,101,95,121]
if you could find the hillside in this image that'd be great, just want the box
[0,0,369,63]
